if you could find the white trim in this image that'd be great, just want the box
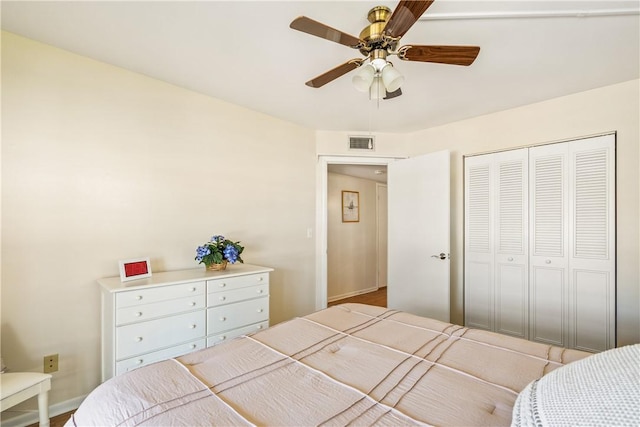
[1,394,86,427]
[327,286,379,303]
[376,182,388,289]
[316,155,404,311]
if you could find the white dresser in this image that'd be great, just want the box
[98,264,272,381]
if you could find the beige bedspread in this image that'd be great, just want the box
[68,304,589,426]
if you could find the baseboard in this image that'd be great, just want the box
[1,395,85,427]
[328,286,379,303]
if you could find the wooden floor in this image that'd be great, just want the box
[328,287,387,308]
[27,411,71,427]
[28,288,386,427]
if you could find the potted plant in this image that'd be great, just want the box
[195,234,244,270]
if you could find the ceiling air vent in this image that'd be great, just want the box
[349,136,375,150]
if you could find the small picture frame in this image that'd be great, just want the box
[118,257,152,282]
[342,190,360,222]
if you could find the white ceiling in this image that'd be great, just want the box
[329,164,388,183]
[1,1,639,134]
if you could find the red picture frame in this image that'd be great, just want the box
[118,257,152,282]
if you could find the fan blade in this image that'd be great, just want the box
[384,88,402,100]
[383,1,434,39]
[305,59,364,88]
[398,45,480,66]
[290,16,363,49]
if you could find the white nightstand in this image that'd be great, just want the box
[0,372,52,427]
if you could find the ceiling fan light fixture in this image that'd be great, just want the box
[291,1,481,98]
[352,63,375,92]
[381,64,404,92]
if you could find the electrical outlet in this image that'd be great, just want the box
[44,354,59,373]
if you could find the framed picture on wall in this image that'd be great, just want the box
[118,257,152,282]
[342,190,360,222]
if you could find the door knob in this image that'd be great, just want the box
[431,253,449,260]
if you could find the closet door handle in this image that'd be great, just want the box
[431,253,449,260]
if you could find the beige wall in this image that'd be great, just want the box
[407,79,640,346]
[1,32,317,419]
[327,173,379,301]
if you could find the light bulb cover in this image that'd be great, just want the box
[381,64,404,92]
[369,77,385,100]
[352,64,375,92]
[371,57,387,71]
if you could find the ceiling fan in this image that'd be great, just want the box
[290,0,480,99]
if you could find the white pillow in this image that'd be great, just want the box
[512,344,640,427]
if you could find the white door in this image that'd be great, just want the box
[376,183,388,288]
[387,150,450,321]
[567,135,616,352]
[493,149,529,338]
[464,155,494,331]
[464,148,529,337]
[529,142,569,347]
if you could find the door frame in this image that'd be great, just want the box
[316,155,404,310]
[376,182,388,289]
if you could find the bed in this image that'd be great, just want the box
[67,304,638,426]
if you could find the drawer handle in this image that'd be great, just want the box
[135,295,143,301]
[258,276,264,282]
[508,257,514,262]
[189,302,196,307]
[219,283,226,288]
[219,335,226,341]
[545,259,552,264]
[135,312,143,317]
[220,317,226,322]
[219,296,226,301]
[190,344,197,349]
[137,359,144,365]
[257,308,263,313]
[189,324,196,329]
[257,325,263,330]
[257,289,263,294]
[136,337,143,342]
[190,287,196,292]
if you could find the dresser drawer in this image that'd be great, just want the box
[207,321,268,346]
[116,281,205,308]
[208,284,268,307]
[207,298,269,334]
[116,338,206,375]
[207,273,268,293]
[116,311,205,360]
[116,294,205,326]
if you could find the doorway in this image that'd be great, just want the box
[325,168,387,304]
[316,156,401,310]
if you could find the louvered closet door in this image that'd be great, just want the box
[464,149,528,336]
[466,136,615,350]
[464,155,494,331]
[494,149,528,338]
[568,135,615,352]
[529,143,570,347]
